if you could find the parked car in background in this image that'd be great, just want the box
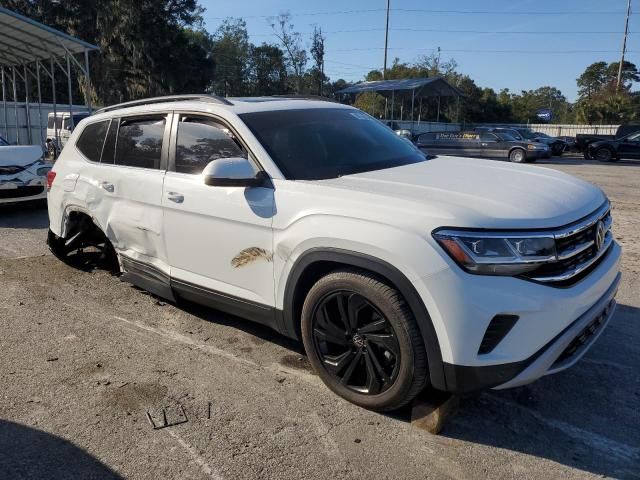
[0,135,50,205]
[415,131,549,162]
[586,130,640,162]
[46,94,620,412]
[475,127,566,157]
[576,123,640,158]
[46,111,90,159]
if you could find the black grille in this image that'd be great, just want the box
[478,314,519,354]
[553,300,613,366]
[0,185,44,199]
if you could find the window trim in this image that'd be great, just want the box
[73,118,112,164]
[167,111,264,176]
[111,112,172,171]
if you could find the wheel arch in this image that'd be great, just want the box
[281,247,447,390]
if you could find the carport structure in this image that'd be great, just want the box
[336,77,464,122]
[0,7,98,145]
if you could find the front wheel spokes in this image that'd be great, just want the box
[317,303,348,340]
[366,333,400,358]
[363,349,382,394]
[357,314,387,334]
[365,342,391,385]
[339,349,363,386]
[313,327,348,347]
[323,349,356,375]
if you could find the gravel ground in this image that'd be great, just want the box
[0,157,639,480]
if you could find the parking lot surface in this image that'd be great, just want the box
[1,157,639,480]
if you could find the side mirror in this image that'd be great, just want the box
[203,157,269,188]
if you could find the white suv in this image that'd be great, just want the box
[47,95,621,411]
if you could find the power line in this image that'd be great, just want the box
[328,47,635,54]
[203,8,629,21]
[248,27,629,37]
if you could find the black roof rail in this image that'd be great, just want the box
[270,94,337,103]
[94,95,233,114]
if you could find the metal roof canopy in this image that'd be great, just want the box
[336,77,464,99]
[336,77,464,123]
[0,7,98,147]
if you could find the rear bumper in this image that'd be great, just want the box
[440,271,620,394]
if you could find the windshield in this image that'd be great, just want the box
[240,108,426,180]
[496,132,517,141]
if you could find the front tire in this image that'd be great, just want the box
[301,269,428,411]
[509,148,527,163]
[594,148,614,162]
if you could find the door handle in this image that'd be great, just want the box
[167,192,184,203]
[100,181,114,193]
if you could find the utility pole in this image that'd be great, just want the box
[616,0,632,92]
[383,0,390,78]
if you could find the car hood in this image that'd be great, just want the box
[0,145,44,166]
[319,157,605,229]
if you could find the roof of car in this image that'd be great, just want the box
[91,95,349,119]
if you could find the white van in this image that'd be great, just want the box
[46,111,90,158]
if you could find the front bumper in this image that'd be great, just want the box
[526,149,549,160]
[415,240,621,393]
[0,185,47,205]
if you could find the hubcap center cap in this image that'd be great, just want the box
[352,333,365,348]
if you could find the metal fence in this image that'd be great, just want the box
[0,101,87,146]
[392,121,620,137]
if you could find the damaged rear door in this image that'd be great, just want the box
[97,113,171,274]
[162,112,275,323]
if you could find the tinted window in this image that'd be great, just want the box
[76,120,110,162]
[175,116,246,174]
[115,116,166,169]
[480,133,498,142]
[240,108,425,180]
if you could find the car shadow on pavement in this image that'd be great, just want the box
[440,303,640,480]
[177,298,307,355]
[537,157,640,167]
[0,203,49,229]
[0,420,123,479]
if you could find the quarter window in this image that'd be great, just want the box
[114,116,166,169]
[175,115,246,174]
[76,120,110,163]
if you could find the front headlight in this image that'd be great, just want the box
[433,230,556,275]
[527,144,546,150]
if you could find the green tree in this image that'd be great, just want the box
[248,43,288,95]
[210,18,250,96]
[270,12,307,93]
[309,26,327,95]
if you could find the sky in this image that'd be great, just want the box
[199,0,638,101]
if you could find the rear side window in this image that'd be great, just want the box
[115,116,166,169]
[175,115,246,174]
[76,120,110,162]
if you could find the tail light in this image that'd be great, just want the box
[46,171,56,191]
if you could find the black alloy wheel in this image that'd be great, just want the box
[311,290,401,395]
[301,269,428,411]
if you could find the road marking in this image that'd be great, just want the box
[488,395,640,463]
[166,429,224,480]
[112,316,257,367]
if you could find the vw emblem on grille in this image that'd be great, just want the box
[595,220,606,251]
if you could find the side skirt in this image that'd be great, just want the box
[119,255,280,331]
[120,255,176,303]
